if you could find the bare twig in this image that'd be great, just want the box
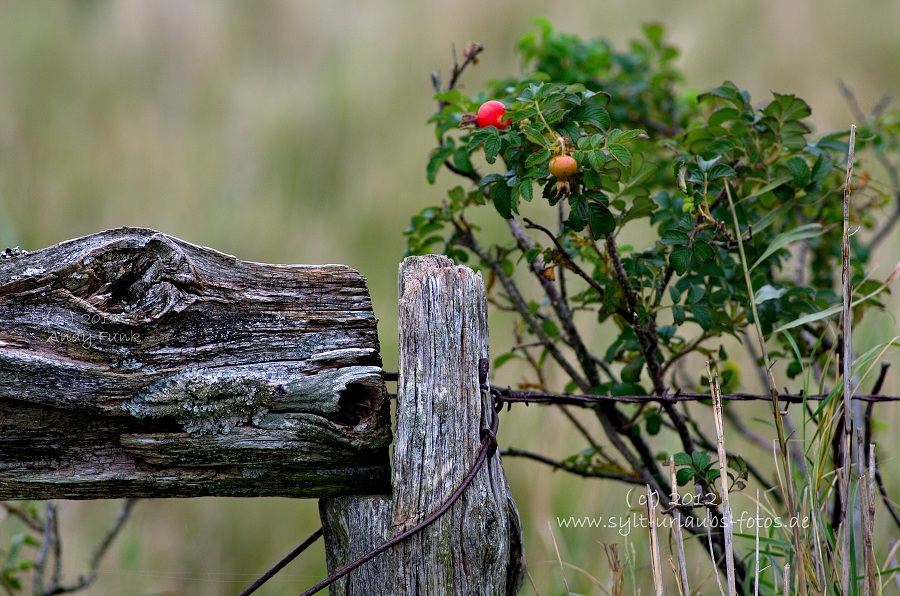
[602,231,697,458]
[522,217,619,383]
[501,447,642,485]
[39,499,139,596]
[433,41,484,108]
[1,502,43,533]
[451,221,589,391]
[556,405,603,453]
[509,217,679,509]
[509,218,604,389]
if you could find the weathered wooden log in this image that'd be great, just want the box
[319,255,525,595]
[0,227,391,499]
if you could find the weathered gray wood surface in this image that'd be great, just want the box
[319,255,525,595]
[0,227,390,499]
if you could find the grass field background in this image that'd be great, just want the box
[1,2,898,594]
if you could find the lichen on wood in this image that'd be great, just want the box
[0,227,390,499]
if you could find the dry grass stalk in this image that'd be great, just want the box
[669,459,690,595]
[547,520,572,596]
[603,543,625,596]
[840,123,857,595]
[754,489,761,596]
[708,362,736,594]
[860,435,877,595]
[647,484,664,595]
[707,519,726,596]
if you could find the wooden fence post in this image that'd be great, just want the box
[319,255,525,595]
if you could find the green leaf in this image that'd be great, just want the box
[692,450,711,469]
[696,155,720,173]
[669,246,692,274]
[676,468,694,486]
[698,81,752,111]
[669,286,682,304]
[748,201,792,236]
[673,452,693,466]
[765,92,812,123]
[692,241,715,263]
[541,319,559,338]
[525,148,551,168]
[621,356,645,383]
[494,352,522,369]
[521,123,550,147]
[661,229,690,245]
[433,89,464,104]
[607,143,632,166]
[810,153,833,182]
[786,156,810,187]
[588,201,616,236]
[478,172,505,187]
[587,149,606,171]
[703,137,735,158]
[741,174,793,202]
[518,180,534,202]
[770,285,887,335]
[466,128,491,152]
[620,196,658,225]
[708,163,737,180]
[521,247,542,264]
[567,194,588,232]
[609,128,648,143]
[484,132,502,164]
[754,284,787,305]
[572,93,611,130]
[687,285,706,305]
[447,185,466,207]
[672,304,685,325]
[786,360,804,378]
[708,107,740,126]
[491,183,513,219]
[645,411,663,435]
[691,305,714,329]
[426,144,454,184]
[750,223,826,270]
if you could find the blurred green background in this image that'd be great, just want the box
[1,1,898,594]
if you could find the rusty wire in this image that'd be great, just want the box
[488,385,900,406]
[240,370,500,596]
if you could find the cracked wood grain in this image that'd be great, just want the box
[319,255,525,596]
[0,227,390,499]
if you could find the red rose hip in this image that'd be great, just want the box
[476,100,512,130]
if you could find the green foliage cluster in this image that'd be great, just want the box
[407,18,898,593]
[411,22,889,397]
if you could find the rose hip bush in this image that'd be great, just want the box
[407,18,899,593]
